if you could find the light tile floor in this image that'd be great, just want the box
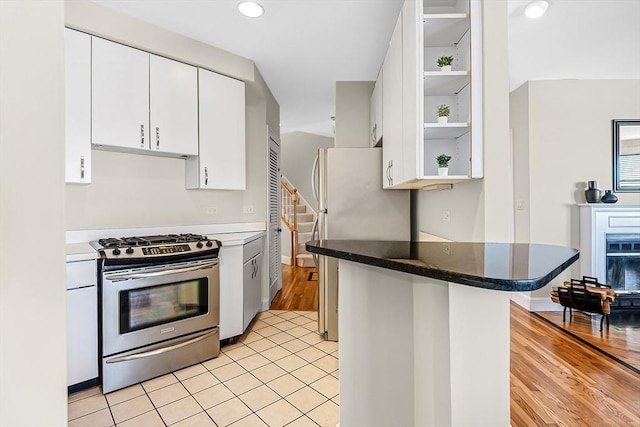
[68,310,339,427]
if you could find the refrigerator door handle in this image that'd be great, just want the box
[311,154,319,202]
[311,215,319,267]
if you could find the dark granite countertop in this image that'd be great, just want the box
[306,240,579,292]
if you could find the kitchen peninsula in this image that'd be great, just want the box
[306,240,579,427]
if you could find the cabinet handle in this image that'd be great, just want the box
[156,127,160,150]
[140,124,145,148]
[386,161,391,186]
[389,160,393,186]
[80,156,85,181]
[204,166,208,186]
[371,123,377,143]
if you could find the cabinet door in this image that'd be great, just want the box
[92,37,149,151]
[149,55,198,156]
[218,246,244,340]
[243,252,263,330]
[382,13,403,188]
[67,286,98,386]
[191,68,246,190]
[369,69,383,147]
[65,29,91,184]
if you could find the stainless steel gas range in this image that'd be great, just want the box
[92,234,221,393]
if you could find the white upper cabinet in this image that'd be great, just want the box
[92,37,150,152]
[65,29,92,184]
[382,0,483,189]
[186,68,246,190]
[92,38,198,158]
[369,68,383,147]
[149,55,198,156]
[382,13,404,189]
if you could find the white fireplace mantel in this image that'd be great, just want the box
[579,204,640,284]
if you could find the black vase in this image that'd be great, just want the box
[585,181,601,203]
[601,190,618,204]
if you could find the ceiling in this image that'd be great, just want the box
[92,0,640,138]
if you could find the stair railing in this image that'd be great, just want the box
[281,177,299,265]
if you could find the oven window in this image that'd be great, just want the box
[119,279,208,334]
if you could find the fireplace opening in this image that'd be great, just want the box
[606,233,640,310]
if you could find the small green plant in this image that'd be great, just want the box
[437,104,450,117]
[437,55,454,67]
[436,154,451,168]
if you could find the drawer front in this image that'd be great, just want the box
[66,260,97,290]
[243,237,263,263]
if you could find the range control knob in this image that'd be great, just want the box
[206,241,213,247]
[126,248,134,254]
[196,242,204,248]
[112,248,121,256]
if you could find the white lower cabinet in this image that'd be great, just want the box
[243,238,263,331]
[66,260,98,387]
[218,236,264,340]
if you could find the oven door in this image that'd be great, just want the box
[101,259,219,357]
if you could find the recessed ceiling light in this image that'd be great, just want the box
[238,1,264,18]
[525,0,549,19]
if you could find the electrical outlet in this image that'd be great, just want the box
[442,210,451,222]
[442,243,451,255]
[206,207,217,215]
[243,205,254,214]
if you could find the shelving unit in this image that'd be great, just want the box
[379,0,482,189]
[421,0,481,183]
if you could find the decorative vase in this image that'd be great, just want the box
[437,116,448,124]
[601,190,618,204]
[438,167,448,176]
[585,180,601,203]
[440,65,452,72]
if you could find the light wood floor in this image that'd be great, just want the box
[270,264,318,311]
[272,265,640,425]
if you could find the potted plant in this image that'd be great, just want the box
[437,104,450,124]
[436,154,451,176]
[436,55,453,72]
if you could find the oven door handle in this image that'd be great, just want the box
[105,329,217,364]
[104,261,218,281]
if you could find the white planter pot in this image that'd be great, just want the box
[440,65,452,72]
[437,116,448,124]
[438,167,448,176]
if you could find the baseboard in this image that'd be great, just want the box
[281,255,291,265]
[511,292,563,312]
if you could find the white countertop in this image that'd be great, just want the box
[206,231,266,247]
[66,243,99,262]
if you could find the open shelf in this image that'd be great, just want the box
[423,14,469,47]
[423,71,470,95]
[424,122,470,139]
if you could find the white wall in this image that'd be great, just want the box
[0,1,68,425]
[65,0,279,231]
[414,1,511,243]
[335,82,375,148]
[511,79,640,298]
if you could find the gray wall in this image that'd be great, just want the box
[280,131,334,259]
[511,79,640,297]
[65,0,279,231]
[0,1,67,425]
[335,82,375,148]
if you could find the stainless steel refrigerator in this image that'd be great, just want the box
[311,147,410,341]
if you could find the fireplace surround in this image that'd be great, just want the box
[580,204,640,309]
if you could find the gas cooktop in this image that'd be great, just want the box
[92,233,221,262]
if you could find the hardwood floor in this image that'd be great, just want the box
[510,303,640,426]
[271,270,640,424]
[269,264,318,311]
[534,309,640,372]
